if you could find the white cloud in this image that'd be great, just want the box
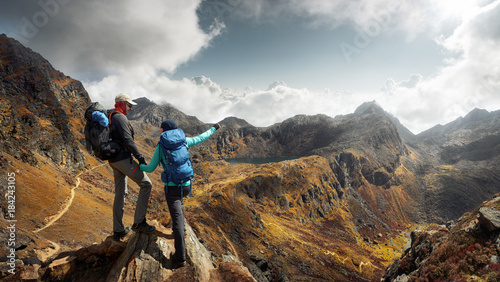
[378,0,500,134]
[84,73,369,128]
[191,76,223,93]
[381,74,423,94]
[5,0,223,80]
[267,81,287,90]
[86,0,500,135]
[212,0,457,36]
[4,0,500,135]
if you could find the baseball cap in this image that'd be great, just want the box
[115,93,137,106]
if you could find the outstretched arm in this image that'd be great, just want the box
[186,124,220,147]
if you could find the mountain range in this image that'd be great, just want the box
[1,33,500,281]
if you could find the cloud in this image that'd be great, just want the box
[3,0,223,80]
[202,0,457,36]
[381,74,423,93]
[2,0,499,135]
[73,0,500,136]
[191,76,223,93]
[267,81,287,90]
[377,1,500,134]
[84,73,368,129]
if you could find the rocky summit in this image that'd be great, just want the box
[1,34,500,281]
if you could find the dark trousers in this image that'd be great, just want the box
[165,184,191,262]
[110,158,152,233]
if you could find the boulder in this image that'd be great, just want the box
[478,207,500,231]
[107,232,172,281]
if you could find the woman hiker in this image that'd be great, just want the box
[140,119,221,268]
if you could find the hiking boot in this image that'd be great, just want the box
[113,227,131,241]
[171,252,186,269]
[132,220,156,233]
[173,259,186,269]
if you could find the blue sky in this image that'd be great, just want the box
[1,0,499,133]
[175,8,445,93]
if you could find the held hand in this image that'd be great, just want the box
[137,156,147,166]
[213,123,221,130]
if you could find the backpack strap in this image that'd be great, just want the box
[158,144,167,169]
[107,110,118,132]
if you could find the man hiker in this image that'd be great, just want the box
[140,119,221,268]
[109,93,155,241]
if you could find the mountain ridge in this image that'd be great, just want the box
[0,33,89,172]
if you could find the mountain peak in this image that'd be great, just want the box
[417,107,496,139]
[354,100,384,116]
[132,97,156,106]
[463,107,490,123]
[220,116,254,128]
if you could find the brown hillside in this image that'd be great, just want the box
[183,156,411,281]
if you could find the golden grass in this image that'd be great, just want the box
[180,155,414,281]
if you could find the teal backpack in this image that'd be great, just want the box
[158,128,194,186]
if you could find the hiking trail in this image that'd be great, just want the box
[33,164,105,234]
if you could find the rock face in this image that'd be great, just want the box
[4,221,254,282]
[107,232,173,281]
[383,195,500,281]
[0,34,89,171]
[107,222,218,282]
[411,107,500,222]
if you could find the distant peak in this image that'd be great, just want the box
[132,97,156,106]
[463,108,490,123]
[220,116,253,128]
[354,101,384,115]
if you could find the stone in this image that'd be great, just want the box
[107,232,172,282]
[20,264,40,280]
[478,207,500,231]
[185,222,215,282]
[46,256,76,280]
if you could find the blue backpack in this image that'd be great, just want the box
[159,128,194,185]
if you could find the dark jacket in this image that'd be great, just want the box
[108,112,144,163]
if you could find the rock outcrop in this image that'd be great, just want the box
[412,107,500,223]
[0,34,89,172]
[106,222,217,282]
[383,195,500,281]
[3,221,255,282]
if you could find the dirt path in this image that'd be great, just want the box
[33,164,105,233]
[33,238,61,264]
[31,164,106,262]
